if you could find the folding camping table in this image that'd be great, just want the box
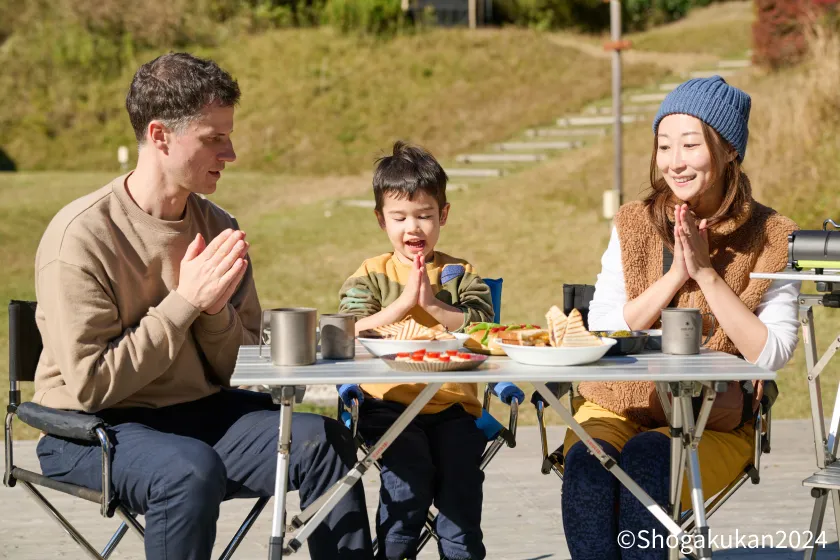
[231,343,775,559]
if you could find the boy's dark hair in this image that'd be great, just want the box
[373,141,448,214]
[126,52,240,143]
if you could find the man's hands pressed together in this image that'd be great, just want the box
[176,228,250,315]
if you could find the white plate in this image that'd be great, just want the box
[452,332,472,344]
[497,338,617,366]
[357,338,462,357]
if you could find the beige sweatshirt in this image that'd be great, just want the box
[33,175,262,413]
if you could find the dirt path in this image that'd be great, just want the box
[546,34,718,74]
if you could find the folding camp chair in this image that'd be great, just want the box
[532,285,775,538]
[338,385,519,556]
[3,300,269,559]
[335,275,517,555]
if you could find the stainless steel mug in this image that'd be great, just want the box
[660,308,716,355]
[259,308,318,366]
[319,313,356,360]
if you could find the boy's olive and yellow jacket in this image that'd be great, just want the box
[338,251,494,417]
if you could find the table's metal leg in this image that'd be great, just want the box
[269,387,296,560]
[801,305,827,469]
[282,382,444,553]
[680,386,713,560]
[532,382,686,539]
[801,304,828,560]
[658,382,684,560]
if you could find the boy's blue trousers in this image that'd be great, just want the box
[358,398,486,560]
[36,389,373,560]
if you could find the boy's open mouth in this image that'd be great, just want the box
[405,239,426,253]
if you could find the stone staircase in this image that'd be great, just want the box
[434,53,755,191]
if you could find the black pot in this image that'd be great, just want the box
[592,331,650,356]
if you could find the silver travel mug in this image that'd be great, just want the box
[259,308,318,366]
[661,308,716,355]
[319,313,356,360]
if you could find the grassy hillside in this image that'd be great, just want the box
[627,1,754,58]
[0,27,666,174]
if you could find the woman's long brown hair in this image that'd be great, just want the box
[644,121,752,250]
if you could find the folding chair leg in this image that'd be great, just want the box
[218,497,270,560]
[805,490,828,560]
[414,509,439,554]
[100,522,129,559]
[115,504,145,539]
[21,481,105,560]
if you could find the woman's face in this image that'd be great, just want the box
[656,114,716,205]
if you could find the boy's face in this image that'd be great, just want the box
[376,190,449,265]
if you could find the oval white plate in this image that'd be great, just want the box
[497,338,617,366]
[357,338,462,357]
[452,332,472,344]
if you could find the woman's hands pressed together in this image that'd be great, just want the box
[674,203,717,285]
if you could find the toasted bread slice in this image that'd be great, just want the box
[545,305,568,347]
[496,328,550,346]
[561,309,602,347]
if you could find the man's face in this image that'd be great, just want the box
[161,104,236,195]
[376,190,449,265]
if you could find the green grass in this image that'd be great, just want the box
[1,27,667,175]
[627,1,754,59]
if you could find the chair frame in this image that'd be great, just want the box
[530,283,775,558]
[534,390,772,534]
[4,300,269,559]
[338,383,519,556]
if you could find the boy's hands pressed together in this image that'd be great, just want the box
[395,254,423,313]
[417,255,438,310]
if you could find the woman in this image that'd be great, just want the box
[561,76,800,559]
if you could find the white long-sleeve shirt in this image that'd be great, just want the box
[588,227,800,372]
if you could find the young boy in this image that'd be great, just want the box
[338,141,493,560]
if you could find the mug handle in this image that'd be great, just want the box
[701,313,716,347]
[259,310,270,359]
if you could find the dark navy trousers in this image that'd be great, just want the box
[358,398,486,560]
[562,434,672,560]
[36,389,373,560]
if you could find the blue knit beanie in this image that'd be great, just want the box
[652,75,751,162]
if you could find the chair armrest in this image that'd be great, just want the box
[15,402,106,442]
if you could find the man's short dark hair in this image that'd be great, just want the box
[373,141,448,214]
[126,52,240,143]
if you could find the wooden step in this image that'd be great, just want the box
[557,114,642,127]
[583,104,658,115]
[496,141,580,151]
[456,153,545,163]
[718,59,751,69]
[629,92,668,103]
[525,128,606,138]
[340,199,375,209]
[688,69,738,78]
[444,168,503,178]
[659,82,681,91]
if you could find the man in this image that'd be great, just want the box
[32,52,373,560]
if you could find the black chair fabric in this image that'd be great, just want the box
[9,300,41,383]
[16,402,105,442]
[562,284,596,330]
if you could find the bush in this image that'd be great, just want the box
[624,0,694,30]
[492,0,609,31]
[753,0,840,68]
[321,0,406,35]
